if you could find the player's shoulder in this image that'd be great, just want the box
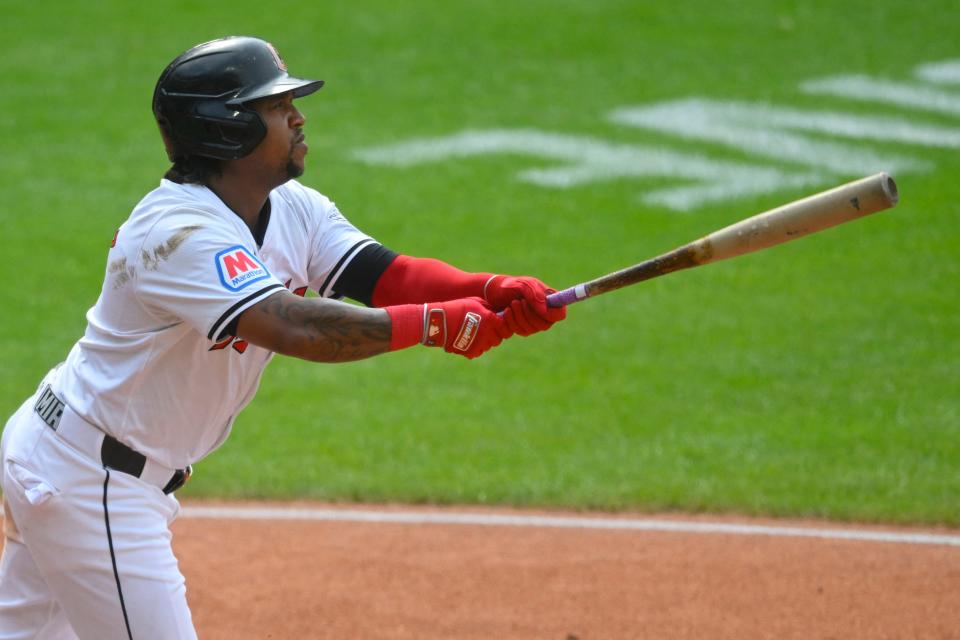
[273,178,329,203]
[271,180,343,221]
[119,180,236,249]
[131,180,225,222]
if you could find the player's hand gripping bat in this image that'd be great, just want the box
[546,172,900,308]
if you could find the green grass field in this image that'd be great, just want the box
[2,1,958,525]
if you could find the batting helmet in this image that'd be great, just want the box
[153,36,324,161]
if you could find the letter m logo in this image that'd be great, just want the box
[223,251,259,279]
[215,245,271,292]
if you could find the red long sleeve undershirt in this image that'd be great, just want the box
[371,255,493,307]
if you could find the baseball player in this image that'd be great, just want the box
[0,36,565,639]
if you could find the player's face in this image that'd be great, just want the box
[247,92,308,182]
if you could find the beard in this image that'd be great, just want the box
[286,158,304,180]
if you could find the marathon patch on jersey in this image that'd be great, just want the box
[215,246,272,292]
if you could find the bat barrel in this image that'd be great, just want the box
[880,172,899,204]
[545,172,899,308]
[698,172,898,265]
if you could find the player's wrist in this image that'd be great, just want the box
[433,270,494,301]
[462,272,495,301]
[384,304,426,351]
[481,274,502,302]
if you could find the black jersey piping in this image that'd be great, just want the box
[332,244,399,307]
[207,283,285,341]
[317,239,376,298]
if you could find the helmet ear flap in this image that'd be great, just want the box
[227,110,268,158]
[192,101,267,159]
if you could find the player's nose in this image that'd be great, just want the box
[290,105,306,128]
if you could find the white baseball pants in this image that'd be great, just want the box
[0,384,196,639]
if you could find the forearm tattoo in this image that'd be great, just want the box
[255,293,393,362]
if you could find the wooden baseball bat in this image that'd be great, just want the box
[547,172,900,307]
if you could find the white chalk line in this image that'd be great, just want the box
[179,506,960,548]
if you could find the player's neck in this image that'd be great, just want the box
[205,172,272,233]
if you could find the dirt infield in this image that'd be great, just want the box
[168,503,959,639]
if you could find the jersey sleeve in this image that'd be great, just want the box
[135,210,286,341]
[332,243,399,306]
[282,182,378,298]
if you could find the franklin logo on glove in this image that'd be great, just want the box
[453,312,481,351]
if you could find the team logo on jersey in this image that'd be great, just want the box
[215,246,271,292]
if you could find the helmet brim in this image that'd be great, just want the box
[229,75,325,105]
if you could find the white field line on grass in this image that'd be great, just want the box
[179,506,960,548]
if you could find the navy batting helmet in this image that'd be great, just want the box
[153,36,324,161]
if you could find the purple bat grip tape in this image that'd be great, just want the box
[547,285,587,307]
[496,285,586,316]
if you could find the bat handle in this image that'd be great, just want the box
[495,284,586,317]
[546,285,588,308]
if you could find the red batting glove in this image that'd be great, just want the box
[424,297,514,358]
[483,275,550,311]
[501,297,567,336]
[386,297,513,359]
[484,275,567,336]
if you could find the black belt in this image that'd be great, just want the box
[102,436,192,495]
[34,385,191,495]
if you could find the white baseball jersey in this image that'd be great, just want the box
[52,178,374,469]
